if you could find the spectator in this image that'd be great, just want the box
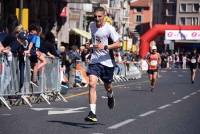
[40,31,59,58]
[68,45,81,88]
[25,24,47,87]
[11,31,28,92]
[182,53,187,69]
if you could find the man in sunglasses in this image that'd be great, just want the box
[85,7,121,122]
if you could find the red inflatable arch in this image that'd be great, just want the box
[139,24,200,58]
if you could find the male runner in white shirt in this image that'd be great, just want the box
[85,6,121,122]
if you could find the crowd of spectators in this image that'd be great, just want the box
[0,23,60,92]
[1,21,199,92]
[160,51,200,69]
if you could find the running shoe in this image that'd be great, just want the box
[85,111,98,122]
[108,96,115,109]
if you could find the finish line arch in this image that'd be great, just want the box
[139,24,200,58]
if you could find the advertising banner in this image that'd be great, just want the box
[165,30,200,40]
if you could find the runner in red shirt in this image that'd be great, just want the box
[147,45,161,92]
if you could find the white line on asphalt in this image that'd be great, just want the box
[158,104,171,110]
[182,95,190,99]
[0,114,11,116]
[190,92,197,95]
[101,96,108,99]
[108,119,136,129]
[113,85,125,88]
[139,110,156,117]
[172,99,182,104]
[92,133,104,134]
[197,90,200,92]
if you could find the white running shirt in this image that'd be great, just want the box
[89,22,120,67]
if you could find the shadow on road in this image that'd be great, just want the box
[48,120,105,128]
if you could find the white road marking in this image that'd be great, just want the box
[31,108,54,111]
[190,92,197,95]
[182,95,190,99]
[113,85,125,88]
[158,104,171,110]
[139,110,156,117]
[101,96,108,99]
[108,89,200,130]
[92,133,104,134]
[173,99,182,104]
[108,119,135,129]
[0,114,11,116]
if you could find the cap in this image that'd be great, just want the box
[151,45,157,50]
[18,32,27,41]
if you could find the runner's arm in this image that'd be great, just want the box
[107,40,121,50]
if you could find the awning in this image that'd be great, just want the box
[71,28,91,39]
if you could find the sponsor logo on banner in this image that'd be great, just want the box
[165,30,200,40]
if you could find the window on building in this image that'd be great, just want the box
[168,0,176,2]
[180,3,186,12]
[193,3,199,12]
[186,17,192,25]
[187,4,193,12]
[136,7,143,13]
[180,17,186,25]
[136,15,142,23]
[172,4,176,14]
[192,17,199,25]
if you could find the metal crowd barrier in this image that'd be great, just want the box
[33,56,67,104]
[0,54,13,109]
[66,61,142,86]
[0,54,66,110]
[113,62,142,83]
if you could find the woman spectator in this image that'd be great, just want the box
[40,31,59,58]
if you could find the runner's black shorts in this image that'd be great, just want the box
[190,63,197,71]
[147,69,158,74]
[87,63,114,84]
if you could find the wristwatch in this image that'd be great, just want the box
[104,45,108,50]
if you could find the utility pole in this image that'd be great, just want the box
[19,0,23,24]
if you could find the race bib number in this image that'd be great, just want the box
[191,58,196,63]
[150,60,158,66]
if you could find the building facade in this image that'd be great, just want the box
[153,0,200,52]
[153,0,200,25]
[176,0,200,25]
[129,0,153,40]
